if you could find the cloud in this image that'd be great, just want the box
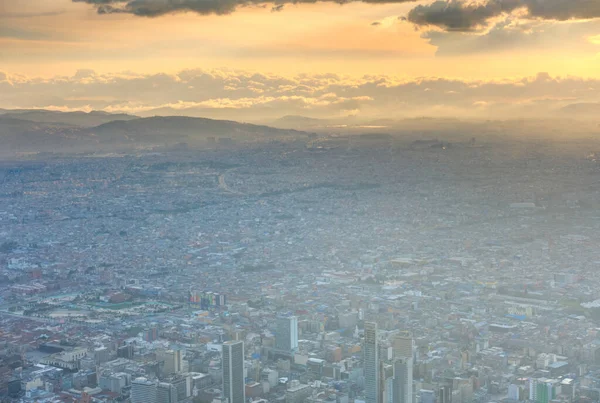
[1,68,600,121]
[525,0,600,21]
[422,18,600,56]
[74,0,600,23]
[73,0,418,16]
[407,0,520,32]
[406,0,600,32]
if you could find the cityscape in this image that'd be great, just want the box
[1,129,600,403]
[3,0,600,402]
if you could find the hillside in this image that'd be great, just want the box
[0,113,310,156]
[0,109,138,127]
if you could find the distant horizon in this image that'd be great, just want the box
[4,0,600,124]
[2,105,600,125]
[2,69,600,123]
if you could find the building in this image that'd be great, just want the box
[144,326,159,343]
[223,340,245,403]
[157,382,178,403]
[94,347,110,365]
[99,372,130,393]
[160,349,183,374]
[286,380,312,403]
[392,357,413,403]
[364,321,380,403]
[189,290,227,309]
[172,375,192,401]
[276,315,299,353]
[40,348,88,371]
[131,377,157,403]
[420,389,435,403]
[393,332,413,360]
[439,385,452,403]
[508,384,522,401]
[307,358,325,380]
[529,378,557,403]
[117,344,134,359]
[339,311,358,328]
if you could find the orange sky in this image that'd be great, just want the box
[2,0,600,80]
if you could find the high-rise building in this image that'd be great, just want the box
[131,378,157,403]
[157,382,178,403]
[392,357,413,403]
[117,344,134,359]
[144,326,159,343]
[160,349,183,374]
[393,331,413,360]
[223,340,245,403]
[172,375,192,401]
[529,378,557,403]
[276,315,299,352]
[381,362,393,403]
[508,384,521,401]
[364,321,380,403]
[439,385,452,403]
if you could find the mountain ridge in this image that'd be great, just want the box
[0,112,311,156]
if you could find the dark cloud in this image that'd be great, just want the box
[73,0,417,16]
[70,0,600,21]
[271,4,285,12]
[424,19,600,56]
[526,0,600,21]
[407,0,522,32]
[407,0,600,32]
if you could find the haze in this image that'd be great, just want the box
[3,2,600,403]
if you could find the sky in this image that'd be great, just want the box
[1,0,600,120]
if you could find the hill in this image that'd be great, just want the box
[558,103,600,120]
[0,109,138,127]
[0,114,310,156]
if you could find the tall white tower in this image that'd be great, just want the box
[364,321,380,403]
[223,341,245,403]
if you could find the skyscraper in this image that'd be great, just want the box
[392,357,413,403]
[364,321,379,403]
[393,331,413,360]
[223,340,245,403]
[276,315,299,352]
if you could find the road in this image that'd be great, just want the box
[218,169,245,195]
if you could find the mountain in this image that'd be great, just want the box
[558,103,600,120]
[0,109,138,127]
[0,114,310,156]
[91,116,304,139]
